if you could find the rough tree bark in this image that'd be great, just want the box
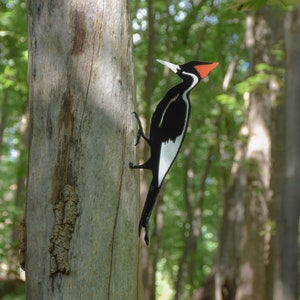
[25,0,142,299]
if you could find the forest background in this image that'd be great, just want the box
[0,0,299,299]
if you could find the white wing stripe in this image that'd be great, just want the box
[158,135,183,186]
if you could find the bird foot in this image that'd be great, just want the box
[139,218,150,245]
[129,162,136,169]
[131,112,150,146]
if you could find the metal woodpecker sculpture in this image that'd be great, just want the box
[130,59,218,245]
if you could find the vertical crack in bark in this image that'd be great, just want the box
[79,38,95,132]
[107,129,127,300]
[79,6,104,133]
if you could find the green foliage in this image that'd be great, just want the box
[0,0,27,283]
[131,0,249,298]
[229,0,296,11]
[131,1,294,299]
[236,63,285,95]
[0,280,25,300]
[0,0,292,298]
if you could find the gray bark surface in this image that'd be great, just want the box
[26,0,142,299]
[274,5,300,300]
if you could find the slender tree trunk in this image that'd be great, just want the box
[176,135,216,300]
[139,0,157,299]
[0,92,8,158]
[9,113,28,276]
[25,0,142,299]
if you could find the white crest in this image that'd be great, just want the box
[156,59,180,73]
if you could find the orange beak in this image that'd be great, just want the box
[194,62,219,79]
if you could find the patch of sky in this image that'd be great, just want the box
[3,125,20,161]
[133,33,141,44]
[175,11,187,22]
[228,33,238,45]
[179,1,192,9]
[204,15,218,25]
[169,4,176,15]
[136,8,147,20]
[243,62,249,69]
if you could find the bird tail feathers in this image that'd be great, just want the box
[138,179,160,245]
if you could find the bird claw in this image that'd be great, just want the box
[139,218,150,245]
[132,111,138,118]
[131,112,150,146]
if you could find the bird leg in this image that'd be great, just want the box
[132,112,150,146]
[129,112,152,170]
[129,159,152,170]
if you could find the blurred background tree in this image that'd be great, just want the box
[0,0,27,298]
[0,0,299,299]
[131,1,299,300]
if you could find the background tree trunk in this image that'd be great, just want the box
[25,0,142,299]
[235,8,285,300]
[139,1,157,299]
[200,7,285,300]
[274,5,300,300]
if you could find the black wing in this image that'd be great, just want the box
[159,98,187,142]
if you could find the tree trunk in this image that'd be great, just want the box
[236,8,285,300]
[274,5,300,300]
[25,0,142,299]
[210,7,285,300]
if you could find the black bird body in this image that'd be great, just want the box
[130,59,218,244]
